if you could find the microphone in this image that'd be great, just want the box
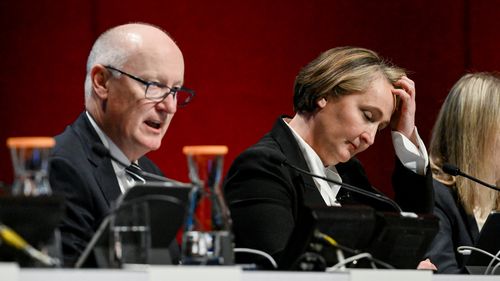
[267,152,404,213]
[442,163,500,192]
[0,223,60,267]
[91,144,188,186]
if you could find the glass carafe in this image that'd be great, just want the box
[7,137,55,196]
[181,145,233,265]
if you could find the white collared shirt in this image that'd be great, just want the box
[286,121,342,206]
[391,129,429,175]
[86,111,134,193]
[284,118,429,206]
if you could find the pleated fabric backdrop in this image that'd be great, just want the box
[0,0,498,197]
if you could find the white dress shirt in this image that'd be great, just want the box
[285,119,429,206]
[86,111,134,193]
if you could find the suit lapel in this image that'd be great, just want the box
[270,116,325,207]
[461,204,480,244]
[93,160,121,206]
[72,112,122,206]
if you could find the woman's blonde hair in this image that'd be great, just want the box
[430,72,500,215]
[293,46,406,113]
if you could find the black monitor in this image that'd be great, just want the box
[280,205,439,270]
[314,205,377,250]
[0,195,65,266]
[75,182,193,268]
[367,212,439,269]
[466,211,500,274]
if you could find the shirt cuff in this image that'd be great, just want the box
[391,127,429,175]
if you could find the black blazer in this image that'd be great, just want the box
[223,117,433,264]
[49,112,179,266]
[425,180,479,274]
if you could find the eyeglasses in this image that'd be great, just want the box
[105,65,195,107]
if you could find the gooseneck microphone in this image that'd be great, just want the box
[442,163,500,192]
[268,152,403,213]
[92,144,188,186]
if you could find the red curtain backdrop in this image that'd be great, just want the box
[0,0,499,197]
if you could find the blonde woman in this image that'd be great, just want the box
[425,72,500,273]
[224,46,433,267]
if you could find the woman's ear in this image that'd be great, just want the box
[317,97,328,109]
[91,65,111,100]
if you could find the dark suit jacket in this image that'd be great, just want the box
[425,180,479,274]
[223,116,433,265]
[49,112,179,267]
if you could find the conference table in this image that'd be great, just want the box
[4,264,498,281]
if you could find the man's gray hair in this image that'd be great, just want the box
[84,29,128,101]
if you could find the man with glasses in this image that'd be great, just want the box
[49,23,195,267]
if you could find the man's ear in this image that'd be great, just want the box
[91,64,111,100]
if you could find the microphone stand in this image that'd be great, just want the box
[443,163,500,192]
[282,161,404,214]
[92,144,190,187]
[460,173,500,192]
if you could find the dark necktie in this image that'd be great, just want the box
[125,163,146,184]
